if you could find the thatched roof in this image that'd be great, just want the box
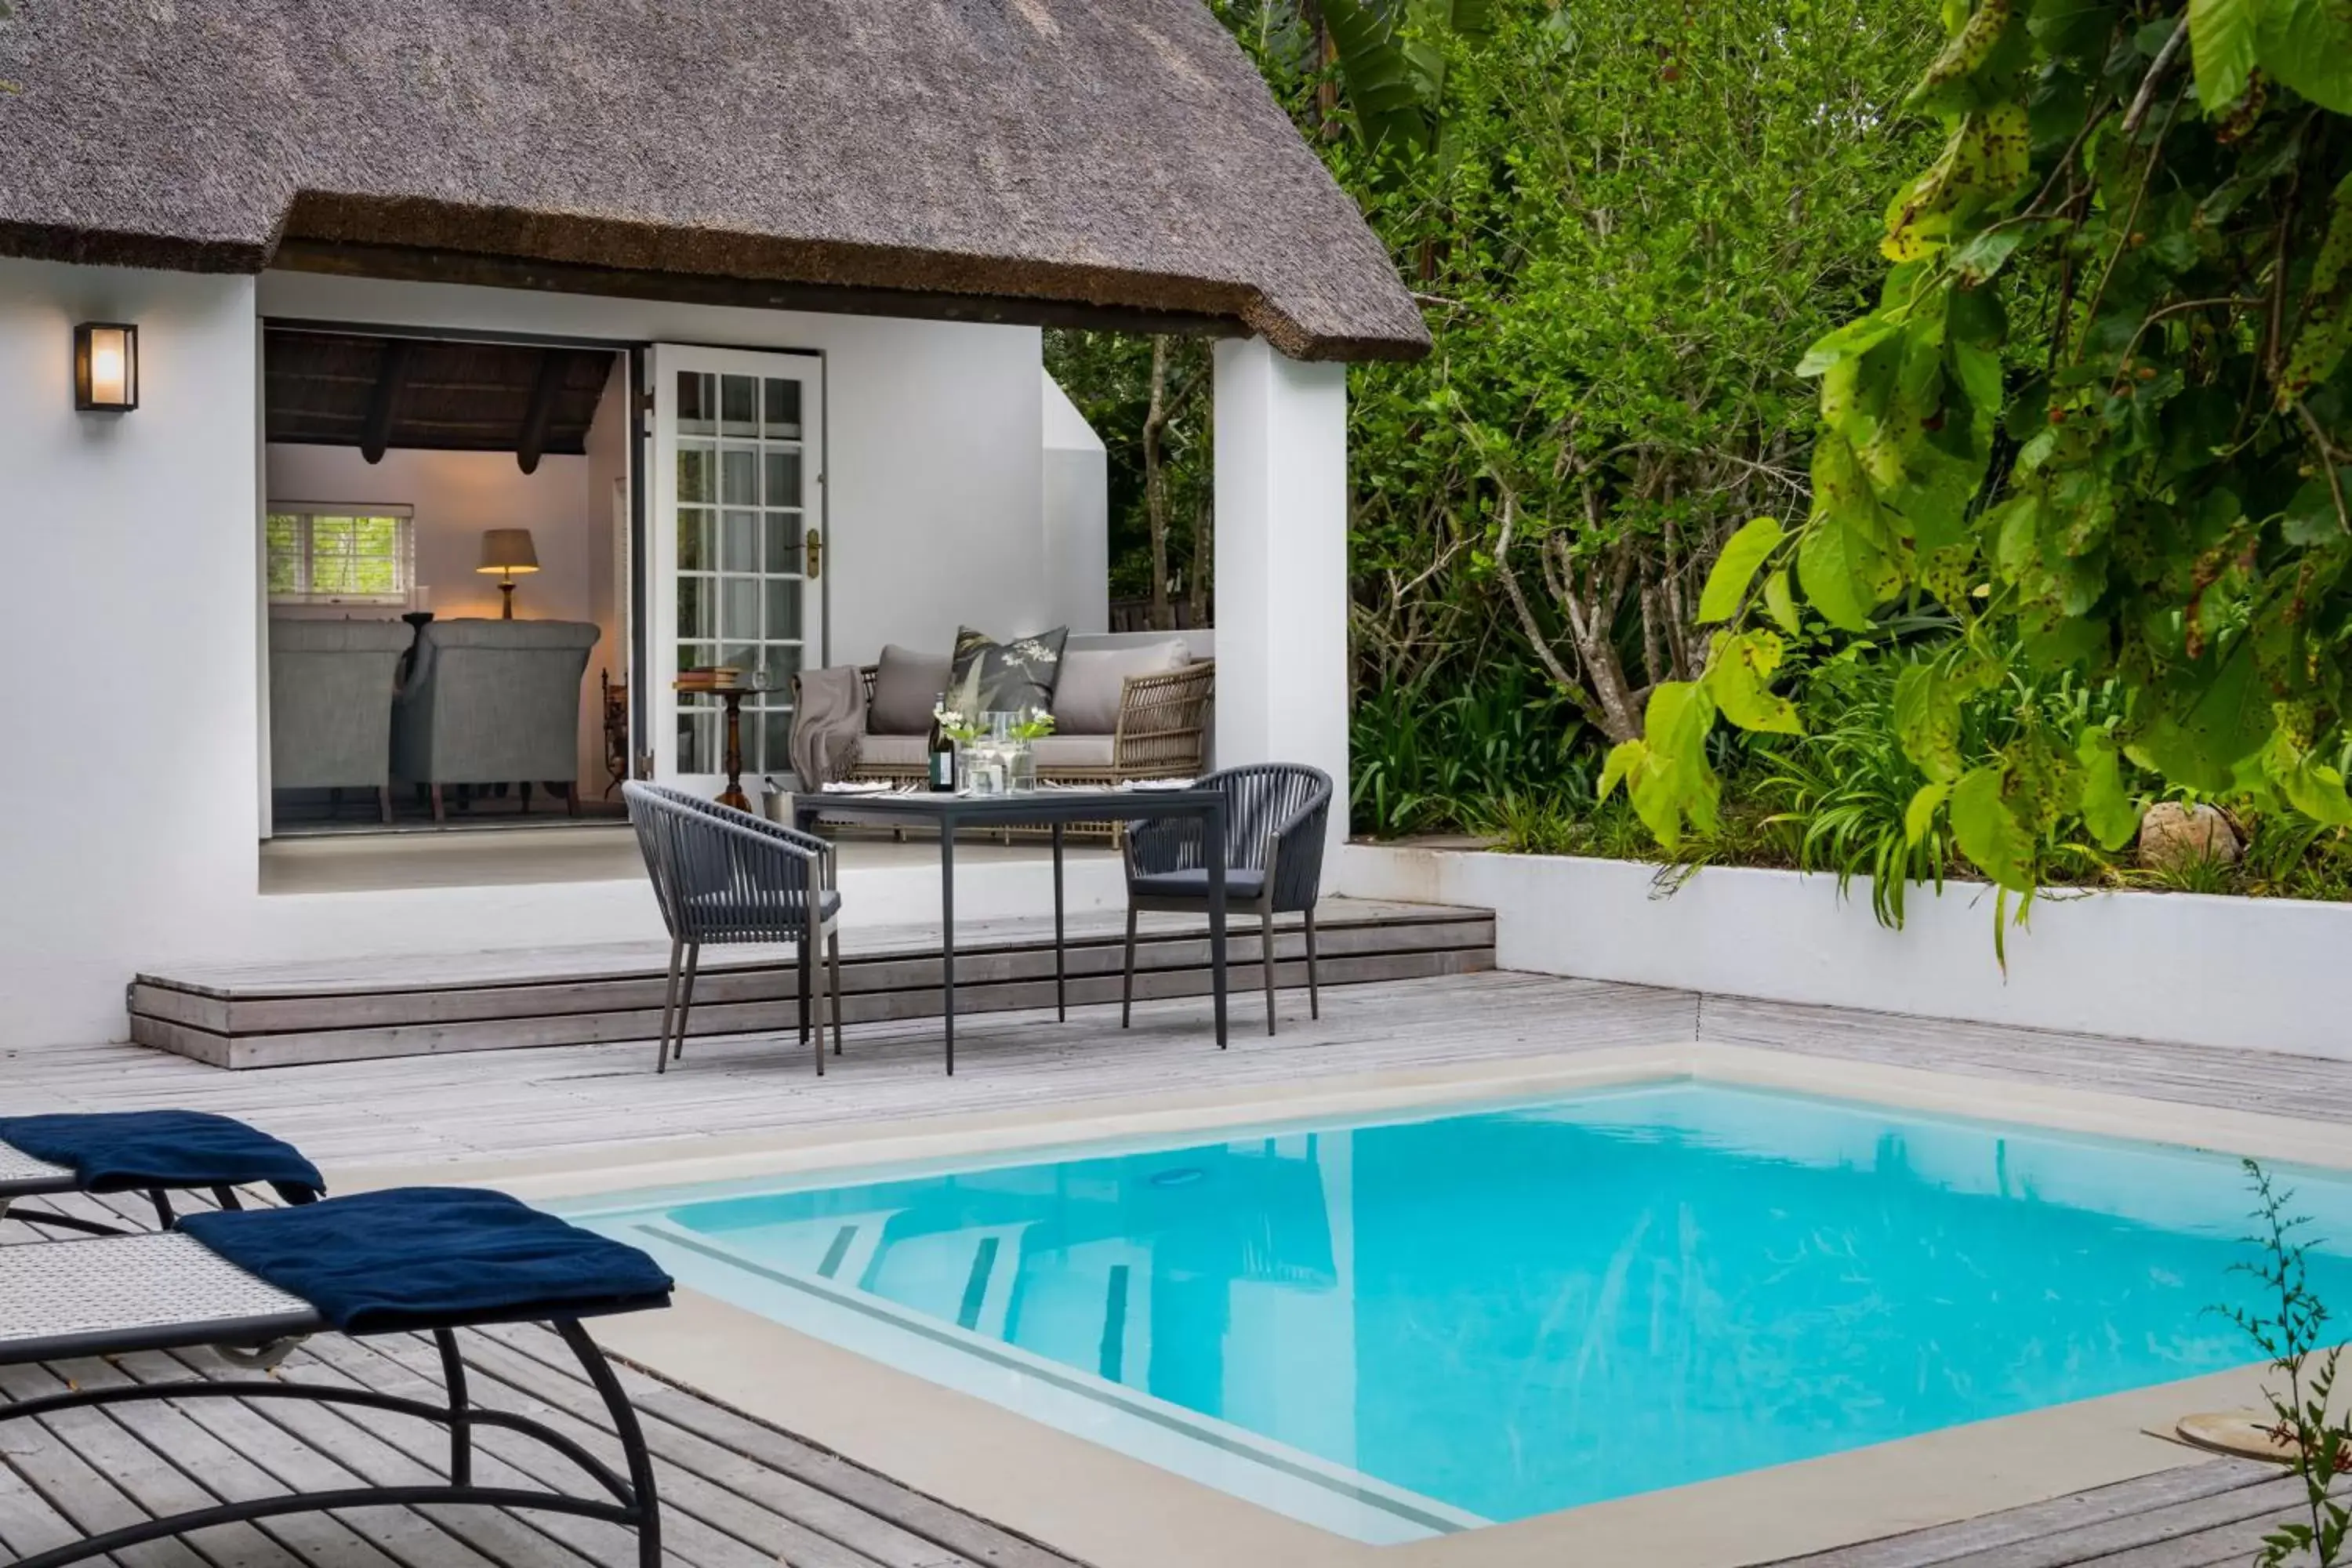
[0,0,1428,361]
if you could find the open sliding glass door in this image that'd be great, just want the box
[647,346,825,793]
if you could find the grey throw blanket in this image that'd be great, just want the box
[790,665,868,787]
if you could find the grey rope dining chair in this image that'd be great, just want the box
[623,782,845,1075]
[1120,764,1334,1036]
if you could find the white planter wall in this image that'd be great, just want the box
[1338,844,2352,1063]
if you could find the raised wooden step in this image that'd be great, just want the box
[129,898,1495,1069]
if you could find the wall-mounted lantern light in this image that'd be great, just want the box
[74,322,139,412]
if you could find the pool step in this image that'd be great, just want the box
[129,898,1496,1069]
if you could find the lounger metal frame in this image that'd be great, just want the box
[0,1236,662,1567]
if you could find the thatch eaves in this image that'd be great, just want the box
[0,0,1430,361]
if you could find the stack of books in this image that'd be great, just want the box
[674,666,745,693]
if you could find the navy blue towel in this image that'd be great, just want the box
[180,1188,673,1335]
[0,1110,325,1203]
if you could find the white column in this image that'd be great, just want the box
[1213,337,1349,856]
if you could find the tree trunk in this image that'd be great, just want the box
[1188,488,1213,629]
[1301,0,1339,133]
[1142,335,1174,633]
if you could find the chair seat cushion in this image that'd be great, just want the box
[1130,868,1268,902]
[684,887,841,924]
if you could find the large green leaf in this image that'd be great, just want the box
[2075,729,2143,850]
[1893,664,1965,782]
[1705,630,1803,735]
[1697,517,1785,624]
[1949,764,2037,891]
[2254,0,2352,114]
[2188,0,2259,112]
[1322,0,1437,154]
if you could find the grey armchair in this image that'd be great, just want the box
[392,619,599,820]
[1121,764,1334,1036]
[624,782,844,1075]
[267,618,415,823]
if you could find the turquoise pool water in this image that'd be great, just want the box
[575,1083,2352,1536]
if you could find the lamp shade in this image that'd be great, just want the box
[477,528,540,574]
[74,322,138,412]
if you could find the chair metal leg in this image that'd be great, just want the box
[654,938,683,1075]
[1120,906,1138,1029]
[379,785,394,826]
[673,944,700,1062]
[826,930,846,1058]
[797,938,811,1050]
[1261,909,1278,1036]
[1304,906,1321,1020]
[430,783,446,823]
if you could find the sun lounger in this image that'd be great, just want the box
[0,1185,673,1567]
[0,1109,325,1234]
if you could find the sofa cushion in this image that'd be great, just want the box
[1051,641,1189,735]
[1027,734,1116,770]
[857,732,929,768]
[869,645,951,735]
[947,626,1067,717]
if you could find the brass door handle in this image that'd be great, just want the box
[805,527,823,580]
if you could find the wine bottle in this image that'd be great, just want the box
[928,728,956,792]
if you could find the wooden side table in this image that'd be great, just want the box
[674,677,753,809]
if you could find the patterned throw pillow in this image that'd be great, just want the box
[947,625,1069,718]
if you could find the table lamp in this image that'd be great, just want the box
[477,528,539,619]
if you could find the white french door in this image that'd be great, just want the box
[647,345,825,792]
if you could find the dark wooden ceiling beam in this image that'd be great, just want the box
[514,350,574,476]
[358,339,415,465]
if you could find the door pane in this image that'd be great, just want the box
[764,379,802,439]
[720,579,760,641]
[765,577,803,642]
[720,446,758,506]
[677,506,710,572]
[720,511,759,572]
[676,372,715,436]
[759,707,794,774]
[677,444,714,504]
[677,578,710,640]
[764,515,801,575]
[764,450,803,507]
[721,375,760,437]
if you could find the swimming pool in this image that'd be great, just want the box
[570,1081,2352,1541]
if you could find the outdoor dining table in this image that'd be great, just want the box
[791,785,1230,1073]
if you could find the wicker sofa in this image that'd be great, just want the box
[801,641,1214,789]
[863,660,1211,785]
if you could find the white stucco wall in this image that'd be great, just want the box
[1043,372,1109,634]
[0,258,267,1048]
[1337,844,2352,1063]
[0,262,1065,1047]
